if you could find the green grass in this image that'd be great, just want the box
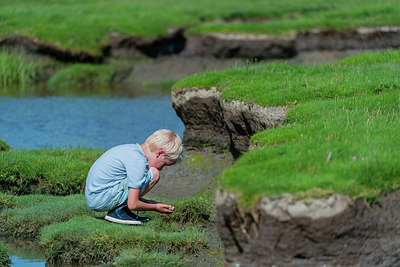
[47,63,115,91]
[113,247,184,267]
[174,50,400,207]
[174,50,400,106]
[189,1,400,35]
[0,193,214,265]
[0,148,104,195]
[0,50,36,89]
[37,195,211,264]
[0,194,102,237]
[0,140,11,152]
[0,241,10,267]
[1,0,400,55]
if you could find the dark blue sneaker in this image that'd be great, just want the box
[105,205,144,225]
[133,211,149,222]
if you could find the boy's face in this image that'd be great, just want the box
[148,149,177,170]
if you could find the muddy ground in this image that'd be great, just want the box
[147,146,234,201]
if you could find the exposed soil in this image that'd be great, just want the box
[217,190,400,266]
[171,87,287,157]
[1,27,399,63]
[147,146,234,201]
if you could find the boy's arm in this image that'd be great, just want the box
[127,188,174,213]
[139,167,160,198]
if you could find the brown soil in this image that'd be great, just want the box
[217,190,400,266]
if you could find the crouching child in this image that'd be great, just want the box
[85,129,182,225]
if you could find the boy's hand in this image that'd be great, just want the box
[155,203,175,214]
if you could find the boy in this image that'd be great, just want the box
[85,129,183,225]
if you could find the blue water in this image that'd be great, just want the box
[10,256,45,267]
[0,95,184,150]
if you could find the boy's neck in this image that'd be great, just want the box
[140,143,150,162]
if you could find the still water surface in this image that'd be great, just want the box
[0,95,184,150]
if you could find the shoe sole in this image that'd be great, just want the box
[104,215,143,225]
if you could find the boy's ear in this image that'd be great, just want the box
[156,149,165,158]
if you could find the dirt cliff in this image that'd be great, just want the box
[216,189,400,266]
[171,87,287,157]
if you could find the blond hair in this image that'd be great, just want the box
[145,129,183,160]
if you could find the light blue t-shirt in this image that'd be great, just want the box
[85,144,153,211]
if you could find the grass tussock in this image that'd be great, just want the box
[1,0,400,55]
[47,63,115,90]
[0,194,103,237]
[0,140,11,152]
[0,148,104,195]
[175,50,400,207]
[0,241,10,267]
[0,50,36,88]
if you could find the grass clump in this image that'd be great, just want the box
[114,247,184,267]
[0,148,104,195]
[0,241,10,267]
[175,50,400,207]
[37,195,213,264]
[0,194,103,237]
[143,195,214,227]
[0,50,36,89]
[47,63,115,90]
[0,140,11,152]
[0,193,15,212]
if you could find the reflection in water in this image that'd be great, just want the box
[0,95,184,150]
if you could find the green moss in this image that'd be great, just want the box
[0,241,10,267]
[47,63,115,91]
[0,148,104,195]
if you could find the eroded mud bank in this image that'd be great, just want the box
[171,87,287,157]
[216,189,400,266]
[1,27,400,62]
